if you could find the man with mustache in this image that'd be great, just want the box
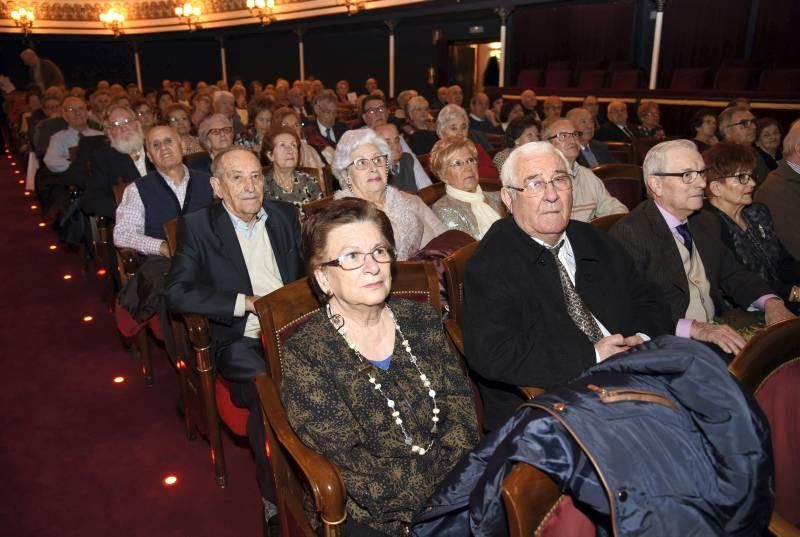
[545,118,628,222]
[82,104,153,220]
[165,147,303,531]
[611,140,795,357]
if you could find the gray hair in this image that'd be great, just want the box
[436,104,468,138]
[541,117,572,140]
[406,95,429,114]
[211,146,257,178]
[783,121,800,158]
[213,90,234,107]
[642,139,699,192]
[312,89,337,108]
[500,141,571,188]
[198,113,232,146]
[717,106,740,139]
[331,129,391,182]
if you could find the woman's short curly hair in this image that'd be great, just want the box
[429,136,477,182]
[702,142,756,196]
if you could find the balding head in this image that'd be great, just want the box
[607,101,628,125]
[783,121,800,162]
[20,49,38,67]
[566,107,594,144]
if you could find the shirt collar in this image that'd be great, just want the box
[222,202,267,238]
[317,119,331,133]
[156,164,190,187]
[654,200,686,230]
[469,113,485,122]
[530,232,566,250]
[786,159,800,175]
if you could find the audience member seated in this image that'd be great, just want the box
[375,123,418,194]
[718,106,769,186]
[595,100,637,143]
[610,140,795,357]
[262,126,323,218]
[488,93,503,125]
[690,108,719,153]
[702,143,800,312]
[542,96,563,123]
[195,113,234,174]
[82,104,152,220]
[213,90,244,136]
[271,106,325,171]
[430,85,448,113]
[492,116,540,173]
[391,89,417,127]
[402,95,438,153]
[302,90,346,164]
[164,103,202,155]
[754,118,782,171]
[357,94,432,188]
[332,129,446,260]
[165,146,303,529]
[88,89,111,130]
[430,137,503,239]
[363,76,379,96]
[519,89,540,121]
[755,121,800,260]
[233,95,273,155]
[288,86,312,123]
[190,91,212,130]
[582,95,601,130]
[567,107,616,167]
[634,101,665,139]
[436,104,498,180]
[446,85,464,108]
[43,95,102,173]
[132,100,155,136]
[468,92,502,134]
[335,79,357,122]
[281,198,479,535]
[498,101,524,132]
[545,118,628,222]
[31,95,66,159]
[464,141,671,430]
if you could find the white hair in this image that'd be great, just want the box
[213,90,234,106]
[436,104,468,138]
[332,129,391,182]
[197,113,232,146]
[500,141,571,188]
[642,139,700,192]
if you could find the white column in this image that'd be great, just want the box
[648,0,666,90]
[497,8,509,88]
[219,38,228,86]
[296,29,305,82]
[386,20,396,98]
[133,48,143,92]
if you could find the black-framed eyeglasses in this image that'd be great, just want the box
[722,171,755,185]
[208,126,233,137]
[546,131,582,142]
[347,155,388,171]
[319,246,395,271]
[505,173,574,196]
[652,169,707,184]
[727,118,757,129]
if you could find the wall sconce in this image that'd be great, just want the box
[99,9,125,37]
[342,0,364,16]
[10,6,35,35]
[175,2,202,31]
[246,0,276,26]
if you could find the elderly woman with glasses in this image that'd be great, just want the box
[333,129,447,260]
[429,137,504,239]
[272,106,325,171]
[702,143,800,310]
[261,126,323,218]
[164,103,203,155]
[280,198,480,536]
[194,113,234,174]
[132,100,155,134]
[436,104,499,180]
[493,116,541,173]
[234,95,273,155]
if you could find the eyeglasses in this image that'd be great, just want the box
[319,245,395,271]
[208,127,233,137]
[722,171,755,185]
[546,131,582,142]
[108,118,136,129]
[652,169,707,184]
[448,156,478,169]
[347,155,389,171]
[505,174,574,196]
[727,118,757,129]
[65,106,87,113]
[364,106,387,116]
[136,109,153,117]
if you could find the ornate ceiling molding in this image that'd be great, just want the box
[0,0,429,34]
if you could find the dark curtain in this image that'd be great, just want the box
[139,37,221,88]
[226,30,299,84]
[510,0,635,74]
[753,0,800,68]
[304,24,388,90]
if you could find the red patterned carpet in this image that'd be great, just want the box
[0,147,264,536]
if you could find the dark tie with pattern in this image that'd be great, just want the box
[325,127,334,144]
[620,124,634,140]
[549,241,604,343]
[675,223,693,255]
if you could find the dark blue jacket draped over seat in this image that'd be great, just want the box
[411,336,774,537]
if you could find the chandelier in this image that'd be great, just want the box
[174,2,202,31]
[99,9,125,37]
[246,0,276,26]
[10,6,35,35]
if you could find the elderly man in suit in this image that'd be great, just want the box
[567,107,616,167]
[463,141,671,431]
[302,90,348,164]
[595,100,638,143]
[165,146,303,528]
[82,104,152,220]
[718,106,770,186]
[755,120,800,259]
[610,140,795,356]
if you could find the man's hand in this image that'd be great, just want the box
[244,295,262,314]
[594,334,630,361]
[158,241,171,257]
[764,297,796,326]
[622,334,645,347]
[690,321,746,355]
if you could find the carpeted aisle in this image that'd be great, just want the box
[0,148,263,536]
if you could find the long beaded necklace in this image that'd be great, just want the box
[326,303,440,455]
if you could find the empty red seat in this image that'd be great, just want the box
[544,69,570,88]
[608,69,641,90]
[758,69,800,93]
[516,69,542,88]
[670,68,708,90]
[576,69,606,89]
[713,67,753,91]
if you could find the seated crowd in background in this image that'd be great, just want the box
[4,57,800,536]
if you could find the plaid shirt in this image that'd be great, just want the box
[113,165,190,255]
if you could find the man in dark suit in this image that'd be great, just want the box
[595,100,638,143]
[165,147,303,525]
[302,90,348,164]
[82,104,153,220]
[463,142,671,431]
[468,92,503,135]
[610,140,795,356]
[567,107,616,167]
[718,106,770,186]
[375,123,417,193]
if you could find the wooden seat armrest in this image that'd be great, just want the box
[256,374,347,526]
[519,386,546,399]
[769,512,800,537]
[443,319,464,355]
[502,463,562,536]
[183,313,214,371]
